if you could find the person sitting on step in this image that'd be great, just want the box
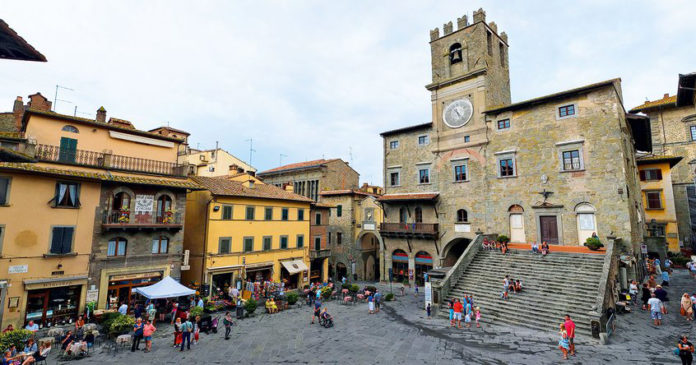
[541,241,550,256]
[514,279,523,293]
[531,241,539,254]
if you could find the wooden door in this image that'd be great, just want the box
[539,216,559,244]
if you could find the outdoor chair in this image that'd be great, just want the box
[343,296,352,305]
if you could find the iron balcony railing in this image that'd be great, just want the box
[102,210,183,226]
[35,144,186,177]
[379,222,439,235]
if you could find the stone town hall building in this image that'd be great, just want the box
[379,9,645,283]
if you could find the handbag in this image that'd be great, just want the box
[662,305,668,314]
[681,307,686,316]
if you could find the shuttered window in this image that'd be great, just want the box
[50,227,74,254]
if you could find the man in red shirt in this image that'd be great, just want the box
[564,314,576,356]
[453,299,463,329]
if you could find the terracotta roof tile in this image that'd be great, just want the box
[192,176,313,203]
[258,159,338,175]
[320,189,379,197]
[0,162,201,189]
[312,202,335,208]
[630,95,677,113]
[377,193,439,202]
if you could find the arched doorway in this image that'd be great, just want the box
[359,232,380,281]
[509,205,525,243]
[392,249,409,283]
[575,203,597,245]
[414,251,432,286]
[336,262,348,282]
[443,238,471,267]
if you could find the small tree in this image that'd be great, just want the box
[286,291,299,305]
[349,284,359,293]
[497,235,510,243]
[244,298,257,315]
[584,237,604,251]
[190,306,204,317]
[109,314,135,337]
[385,293,394,301]
[0,329,33,351]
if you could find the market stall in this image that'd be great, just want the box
[133,276,195,299]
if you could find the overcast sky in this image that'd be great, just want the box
[2,1,695,185]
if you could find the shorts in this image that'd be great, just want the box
[651,310,663,320]
[314,310,320,317]
[568,337,574,345]
[449,309,454,320]
[144,336,152,341]
[368,302,375,311]
[454,312,462,320]
[464,315,471,323]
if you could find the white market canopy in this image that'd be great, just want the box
[133,276,195,299]
[281,259,309,275]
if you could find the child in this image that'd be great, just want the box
[448,299,454,326]
[414,284,419,297]
[501,279,509,300]
[475,307,481,328]
[426,303,431,319]
[464,310,472,328]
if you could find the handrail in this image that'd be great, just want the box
[436,234,483,306]
[593,238,619,336]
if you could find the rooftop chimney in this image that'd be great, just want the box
[96,106,107,123]
[27,93,52,112]
[664,93,670,99]
[13,96,24,131]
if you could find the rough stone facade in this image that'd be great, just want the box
[257,159,359,200]
[379,10,645,285]
[88,184,187,309]
[632,91,696,246]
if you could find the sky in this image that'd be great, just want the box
[2,1,695,186]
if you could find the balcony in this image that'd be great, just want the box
[35,144,187,177]
[379,222,439,239]
[101,210,183,231]
[310,248,331,260]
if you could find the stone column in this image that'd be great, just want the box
[408,257,416,285]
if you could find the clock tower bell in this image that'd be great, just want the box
[426,8,510,152]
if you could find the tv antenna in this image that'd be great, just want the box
[245,138,256,166]
[349,146,353,165]
[279,153,287,166]
[53,85,74,112]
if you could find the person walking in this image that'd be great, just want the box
[679,335,695,365]
[223,312,233,340]
[193,315,201,345]
[311,299,321,324]
[448,299,455,326]
[629,280,639,306]
[662,270,671,287]
[173,317,182,348]
[641,283,651,310]
[426,303,431,319]
[374,290,382,313]
[367,293,375,314]
[564,315,576,356]
[475,307,481,328]
[180,317,192,351]
[143,319,156,353]
[131,317,144,352]
[648,293,664,326]
[557,323,570,360]
[414,284,419,297]
[118,302,128,315]
[147,303,157,326]
[453,299,463,329]
[682,293,694,321]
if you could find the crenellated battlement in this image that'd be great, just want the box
[430,8,505,42]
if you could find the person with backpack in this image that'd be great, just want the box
[374,290,382,313]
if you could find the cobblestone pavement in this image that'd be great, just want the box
[49,271,696,364]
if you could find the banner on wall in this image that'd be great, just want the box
[135,195,154,213]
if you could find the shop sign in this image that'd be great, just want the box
[424,282,432,310]
[86,289,99,303]
[640,244,648,254]
[110,271,161,281]
[135,195,154,213]
[181,265,190,271]
[363,223,375,230]
[8,265,28,274]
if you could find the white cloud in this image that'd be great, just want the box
[1,0,695,186]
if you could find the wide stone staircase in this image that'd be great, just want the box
[438,249,605,336]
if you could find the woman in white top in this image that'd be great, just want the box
[629,280,639,305]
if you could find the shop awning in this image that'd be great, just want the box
[281,260,308,275]
[133,276,195,299]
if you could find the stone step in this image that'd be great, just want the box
[457,268,601,287]
[447,286,597,308]
[475,252,605,265]
[453,277,600,294]
[478,250,605,260]
[469,257,605,269]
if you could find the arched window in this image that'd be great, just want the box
[456,209,468,223]
[414,207,423,223]
[399,207,409,224]
[107,237,127,257]
[113,192,130,210]
[152,236,169,254]
[575,203,597,244]
[449,43,463,64]
[156,195,173,223]
[61,125,79,133]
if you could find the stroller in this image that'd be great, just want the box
[319,312,334,328]
[210,316,220,334]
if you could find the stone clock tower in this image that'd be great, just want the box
[427,8,510,152]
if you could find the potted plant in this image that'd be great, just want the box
[244,298,257,316]
[497,235,510,244]
[385,293,394,302]
[190,306,204,317]
[321,286,332,300]
[349,284,360,294]
[162,209,175,223]
[286,291,299,306]
[584,237,604,251]
[108,314,135,338]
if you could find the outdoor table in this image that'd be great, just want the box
[38,337,54,347]
[47,328,64,337]
[84,323,97,332]
[116,334,131,350]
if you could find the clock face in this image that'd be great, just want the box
[442,98,473,128]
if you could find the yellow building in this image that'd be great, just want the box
[637,155,682,252]
[186,147,256,177]
[183,172,312,295]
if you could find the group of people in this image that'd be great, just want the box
[482,238,509,253]
[530,241,551,256]
[501,275,523,300]
[2,338,49,365]
[448,296,480,329]
[557,315,577,360]
[367,290,382,314]
[309,299,333,328]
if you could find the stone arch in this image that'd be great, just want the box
[154,189,177,211]
[508,204,524,213]
[109,186,136,213]
[356,230,384,251]
[575,202,597,245]
[61,125,79,133]
[441,237,471,267]
[508,204,526,243]
[413,250,434,286]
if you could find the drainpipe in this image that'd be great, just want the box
[201,197,213,287]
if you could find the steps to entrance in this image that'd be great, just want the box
[438,249,605,336]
